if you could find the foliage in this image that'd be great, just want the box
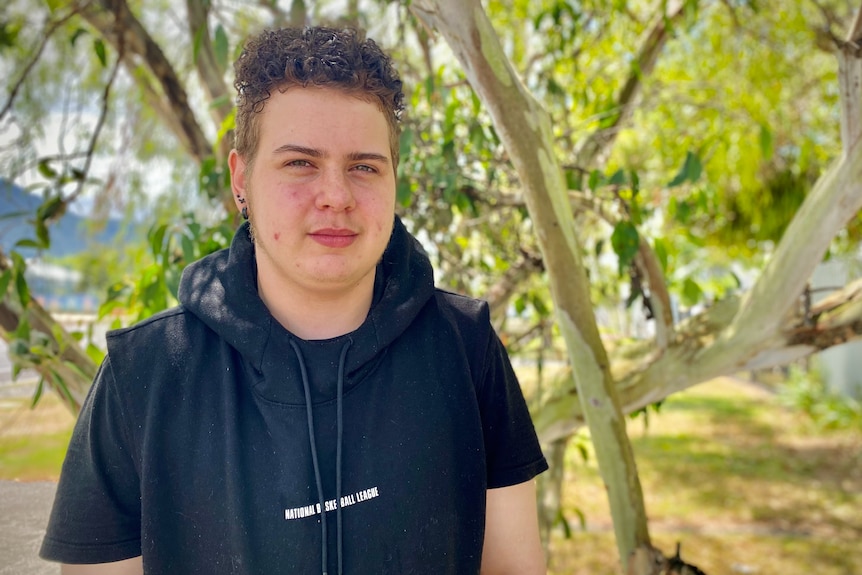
[779,364,862,431]
[98,212,235,328]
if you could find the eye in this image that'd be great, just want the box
[285,159,313,168]
[352,164,377,173]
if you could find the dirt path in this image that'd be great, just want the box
[0,480,58,575]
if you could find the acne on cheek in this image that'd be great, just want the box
[274,232,281,241]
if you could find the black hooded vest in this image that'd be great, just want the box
[41,218,548,574]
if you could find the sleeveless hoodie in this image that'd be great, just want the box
[41,217,548,574]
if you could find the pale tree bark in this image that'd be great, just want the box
[411,0,656,570]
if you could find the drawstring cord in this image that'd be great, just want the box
[290,338,352,575]
[336,340,351,575]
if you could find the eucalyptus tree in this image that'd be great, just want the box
[412,0,862,572]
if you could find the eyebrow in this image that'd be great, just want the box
[272,144,322,157]
[271,144,390,165]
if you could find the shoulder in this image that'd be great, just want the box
[433,289,491,325]
[430,290,495,383]
[105,306,212,369]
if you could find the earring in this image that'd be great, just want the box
[241,206,249,220]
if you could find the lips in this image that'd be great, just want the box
[309,228,358,248]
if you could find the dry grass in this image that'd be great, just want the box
[0,393,75,481]
[547,377,862,575]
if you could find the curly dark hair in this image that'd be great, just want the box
[233,26,404,168]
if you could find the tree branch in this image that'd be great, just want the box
[537,278,862,445]
[0,250,96,413]
[569,190,675,349]
[0,5,86,123]
[81,0,212,163]
[186,0,232,133]
[68,44,124,205]
[573,0,685,169]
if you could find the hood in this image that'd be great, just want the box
[177,216,435,401]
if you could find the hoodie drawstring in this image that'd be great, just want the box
[290,338,352,575]
[335,340,351,575]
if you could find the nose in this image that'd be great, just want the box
[314,169,356,212]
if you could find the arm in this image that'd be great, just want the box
[61,557,143,575]
[480,481,547,575]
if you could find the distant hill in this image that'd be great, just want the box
[0,179,122,258]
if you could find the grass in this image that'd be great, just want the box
[547,377,862,574]
[0,392,75,481]
[2,377,860,574]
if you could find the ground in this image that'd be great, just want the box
[0,377,859,574]
[548,377,862,575]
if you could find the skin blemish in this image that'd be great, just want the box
[274,232,281,241]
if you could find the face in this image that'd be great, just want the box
[229,87,396,302]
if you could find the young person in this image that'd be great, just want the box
[41,26,548,575]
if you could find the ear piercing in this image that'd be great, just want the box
[235,195,249,220]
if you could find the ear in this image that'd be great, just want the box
[228,149,249,213]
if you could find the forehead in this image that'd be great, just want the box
[257,86,391,149]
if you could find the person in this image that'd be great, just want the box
[40,26,548,575]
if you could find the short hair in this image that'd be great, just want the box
[233,26,405,168]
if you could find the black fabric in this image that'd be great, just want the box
[41,217,548,574]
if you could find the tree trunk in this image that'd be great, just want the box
[411,1,657,569]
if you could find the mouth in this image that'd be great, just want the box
[309,228,358,248]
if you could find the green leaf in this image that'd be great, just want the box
[35,220,50,248]
[531,294,549,317]
[14,238,45,249]
[0,20,21,49]
[48,366,75,407]
[610,221,640,274]
[0,269,11,298]
[759,123,773,160]
[594,239,605,258]
[30,378,45,408]
[653,238,669,273]
[630,170,640,195]
[13,315,30,342]
[214,24,229,72]
[399,128,414,167]
[192,25,205,64]
[63,359,92,384]
[588,170,602,192]
[681,277,704,307]
[93,38,107,67]
[51,322,67,353]
[513,295,527,315]
[37,159,58,179]
[397,178,412,207]
[181,234,195,264]
[564,169,581,190]
[149,223,169,257]
[70,27,88,46]
[37,195,65,221]
[86,342,106,365]
[668,151,702,187]
[607,169,626,186]
[15,270,30,307]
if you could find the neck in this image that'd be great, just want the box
[257,271,375,341]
